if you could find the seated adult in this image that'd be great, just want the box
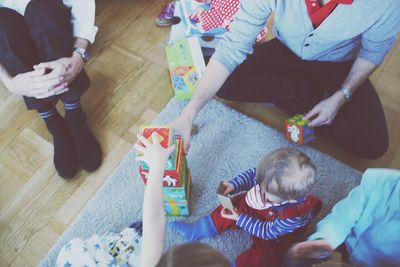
[286,168,400,267]
[0,0,101,178]
[171,0,400,159]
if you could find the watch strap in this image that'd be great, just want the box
[73,47,89,62]
[340,86,352,102]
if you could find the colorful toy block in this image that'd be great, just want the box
[139,136,186,185]
[164,200,190,216]
[285,114,315,144]
[165,37,206,100]
[164,171,192,216]
[163,166,190,203]
[137,127,191,216]
[137,126,175,157]
[170,66,199,93]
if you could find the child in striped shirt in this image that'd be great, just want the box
[170,147,322,267]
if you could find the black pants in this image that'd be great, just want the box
[0,0,90,110]
[216,39,388,159]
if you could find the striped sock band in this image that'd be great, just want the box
[38,107,56,119]
[64,101,81,110]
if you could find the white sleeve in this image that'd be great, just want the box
[63,0,98,43]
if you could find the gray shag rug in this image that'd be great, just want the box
[40,99,362,266]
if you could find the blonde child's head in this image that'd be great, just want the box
[256,148,316,201]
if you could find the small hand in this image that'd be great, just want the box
[171,114,193,154]
[4,68,68,99]
[220,207,239,221]
[304,91,346,127]
[287,240,334,260]
[221,181,234,196]
[189,9,205,23]
[34,53,84,85]
[134,132,176,171]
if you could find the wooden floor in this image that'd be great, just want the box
[0,0,399,266]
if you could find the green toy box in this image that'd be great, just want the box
[165,37,206,100]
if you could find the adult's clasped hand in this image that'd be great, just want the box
[3,68,68,99]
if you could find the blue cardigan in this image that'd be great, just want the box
[212,0,400,73]
[309,168,400,267]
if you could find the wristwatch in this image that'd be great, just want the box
[339,86,352,102]
[73,47,90,62]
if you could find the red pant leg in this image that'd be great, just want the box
[236,227,309,267]
[236,237,279,267]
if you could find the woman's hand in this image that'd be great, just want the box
[3,68,68,99]
[304,91,346,127]
[134,132,176,171]
[34,53,84,85]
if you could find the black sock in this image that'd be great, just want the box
[64,101,102,172]
[39,107,78,178]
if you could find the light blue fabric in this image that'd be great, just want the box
[308,168,400,267]
[212,0,400,73]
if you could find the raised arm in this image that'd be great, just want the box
[135,133,175,267]
[173,0,275,153]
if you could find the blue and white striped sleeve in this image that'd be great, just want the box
[228,168,257,193]
[236,212,313,240]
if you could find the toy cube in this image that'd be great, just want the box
[163,165,190,203]
[164,201,190,216]
[165,37,206,100]
[285,114,314,144]
[137,135,192,217]
[139,146,189,201]
[170,66,199,93]
[136,126,175,157]
[164,171,191,216]
[139,137,186,185]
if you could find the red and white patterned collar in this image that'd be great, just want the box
[245,185,307,210]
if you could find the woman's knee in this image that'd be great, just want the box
[215,86,230,100]
[24,0,70,26]
[0,8,23,34]
[215,78,241,101]
[362,134,389,159]
[346,124,389,159]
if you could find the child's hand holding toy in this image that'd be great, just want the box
[135,132,176,171]
[221,207,239,221]
[220,181,234,196]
